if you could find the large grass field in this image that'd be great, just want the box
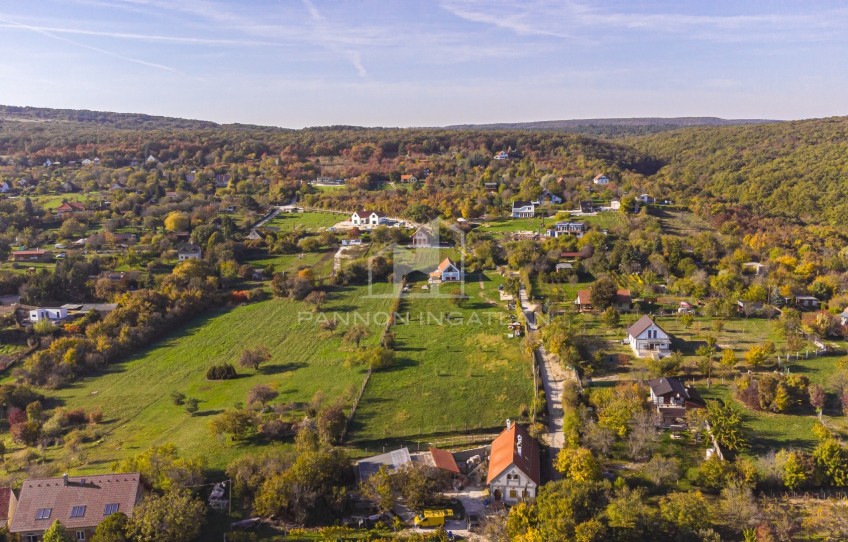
[266,211,343,232]
[348,270,533,447]
[26,283,396,473]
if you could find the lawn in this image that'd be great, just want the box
[476,217,554,233]
[348,270,533,447]
[27,193,97,210]
[29,283,396,473]
[266,211,343,232]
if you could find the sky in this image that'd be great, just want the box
[0,0,847,128]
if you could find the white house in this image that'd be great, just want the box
[400,174,417,183]
[494,151,509,160]
[593,174,610,185]
[29,307,68,322]
[638,194,656,204]
[177,244,202,261]
[626,315,672,358]
[546,222,585,238]
[429,258,462,283]
[840,308,848,327]
[511,201,536,218]
[351,210,385,227]
[146,154,158,164]
[0,181,9,193]
[487,422,540,504]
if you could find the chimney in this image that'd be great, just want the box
[62,473,69,486]
[506,418,512,429]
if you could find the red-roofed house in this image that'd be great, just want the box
[56,201,86,216]
[487,423,540,504]
[0,487,18,529]
[575,290,592,311]
[429,258,462,283]
[10,473,144,541]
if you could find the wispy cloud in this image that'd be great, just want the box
[0,21,281,47]
[302,0,367,78]
[441,0,848,44]
[0,14,179,73]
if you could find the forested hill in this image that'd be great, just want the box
[631,116,848,226]
[444,117,777,137]
[0,105,290,132]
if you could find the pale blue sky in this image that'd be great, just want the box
[0,1,846,128]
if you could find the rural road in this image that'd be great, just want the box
[518,284,576,482]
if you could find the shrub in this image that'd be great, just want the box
[206,363,237,380]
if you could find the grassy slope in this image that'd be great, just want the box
[45,283,394,472]
[266,212,342,232]
[349,271,533,446]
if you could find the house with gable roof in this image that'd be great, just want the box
[10,472,144,542]
[487,422,540,504]
[429,258,462,283]
[511,201,535,218]
[626,315,672,358]
[351,210,384,227]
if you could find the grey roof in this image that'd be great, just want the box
[647,377,688,397]
[356,448,411,482]
[627,315,662,338]
[512,200,533,209]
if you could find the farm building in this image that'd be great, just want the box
[10,250,49,262]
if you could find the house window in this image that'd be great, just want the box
[509,489,518,499]
[71,505,86,518]
[26,535,37,542]
[76,531,86,541]
[36,507,52,520]
[104,503,120,515]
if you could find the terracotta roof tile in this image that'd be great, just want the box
[10,473,143,534]
[486,424,540,486]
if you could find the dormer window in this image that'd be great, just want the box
[104,503,120,515]
[71,505,86,518]
[36,507,52,520]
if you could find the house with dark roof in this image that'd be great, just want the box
[647,377,705,426]
[10,473,144,541]
[351,210,385,227]
[626,315,671,358]
[546,222,585,238]
[487,422,540,504]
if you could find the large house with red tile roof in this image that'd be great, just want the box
[10,473,144,541]
[486,422,540,504]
